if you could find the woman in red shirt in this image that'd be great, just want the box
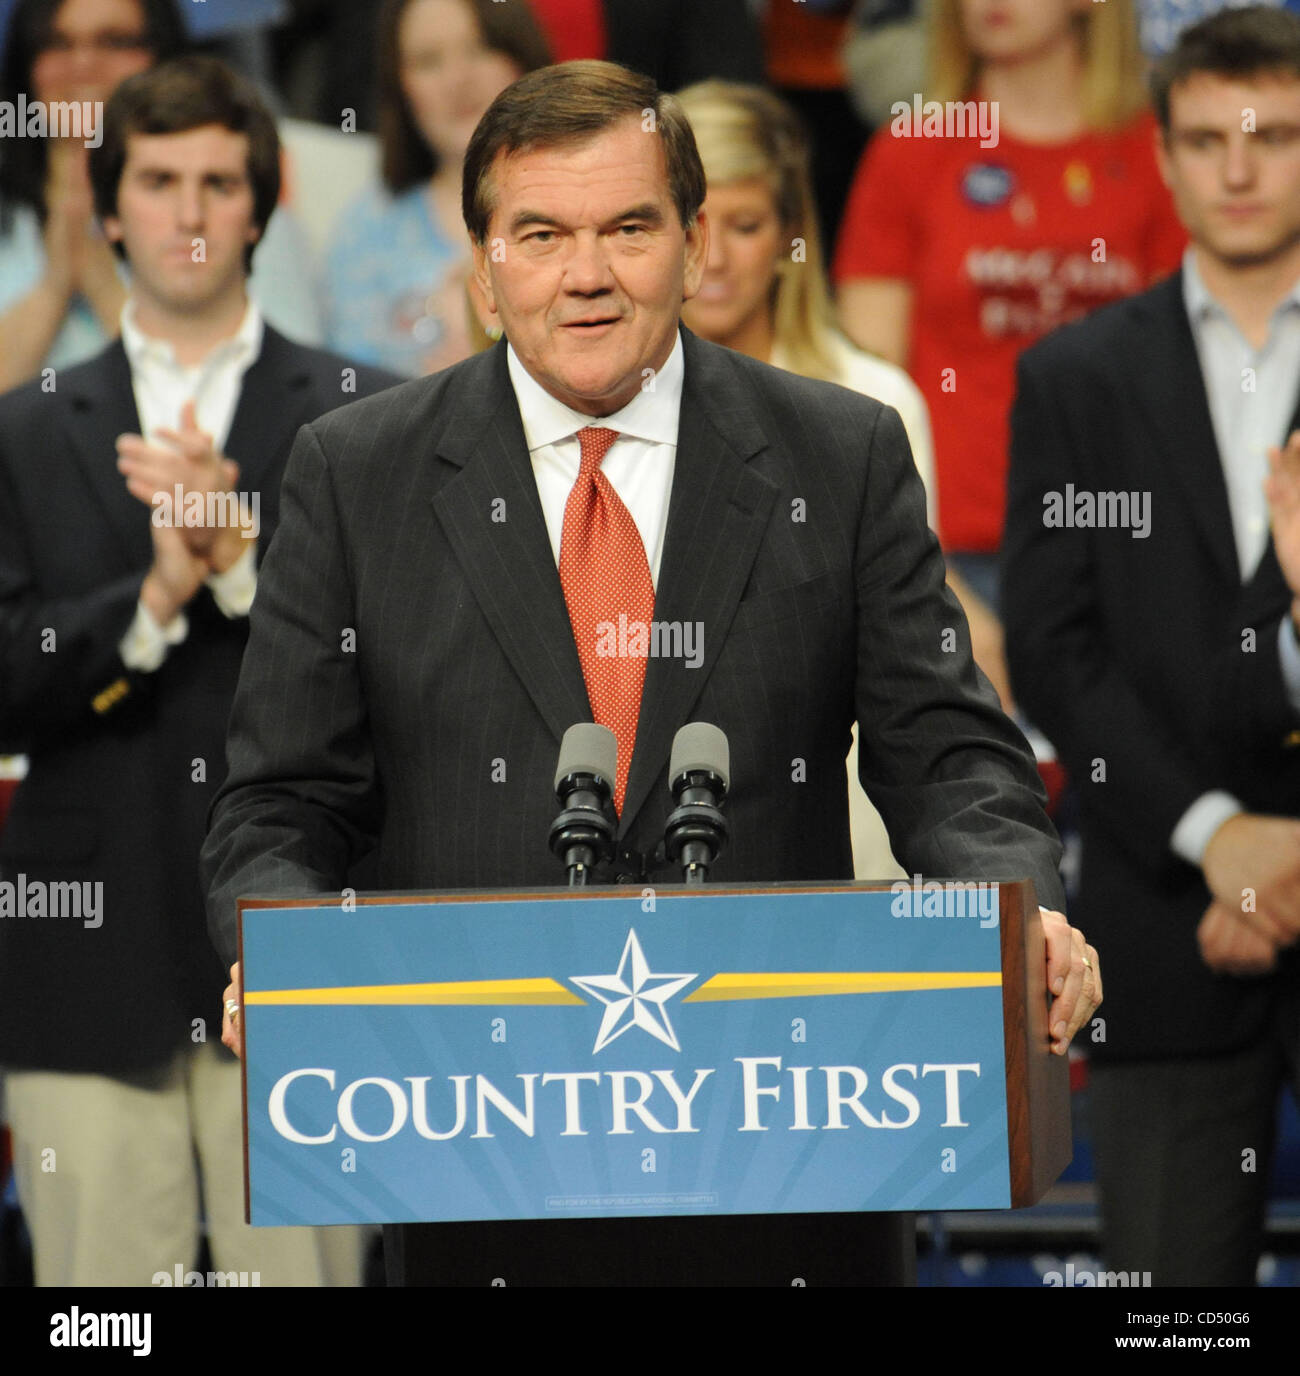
[834,0,1185,707]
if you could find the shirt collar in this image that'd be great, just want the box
[1182,246,1300,326]
[119,296,264,375]
[506,329,684,451]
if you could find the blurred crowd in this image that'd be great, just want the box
[1,0,1299,1291]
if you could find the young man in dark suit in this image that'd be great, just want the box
[1004,6,1300,1287]
[0,55,396,1285]
[204,59,1101,1285]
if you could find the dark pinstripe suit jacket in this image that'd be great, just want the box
[203,328,1063,964]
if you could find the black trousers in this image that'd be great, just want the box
[383,1212,915,1287]
[1089,978,1300,1287]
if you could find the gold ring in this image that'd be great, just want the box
[224,998,241,1020]
[1082,958,1093,970]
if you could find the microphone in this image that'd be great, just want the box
[549,723,618,886]
[663,722,730,885]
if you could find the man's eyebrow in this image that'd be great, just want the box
[128,164,246,179]
[508,208,567,234]
[507,202,667,235]
[604,203,665,228]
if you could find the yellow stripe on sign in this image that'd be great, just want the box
[244,978,585,1007]
[683,972,1002,1002]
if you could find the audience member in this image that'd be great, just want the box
[834,0,1185,707]
[678,77,934,880]
[1003,6,1300,1285]
[0,0,178,389]
[323,0,550,376]
[0,55,396,1285]
[0,0,324,394]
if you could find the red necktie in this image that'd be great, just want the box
[559,427,655,814]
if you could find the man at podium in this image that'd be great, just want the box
[202,60,1101,1285]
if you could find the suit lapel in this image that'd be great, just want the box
[429,344,592,748]
[1130,273,1240,585]
[65,341,150,568]
[618,331,777,832]
[223,325,314,497]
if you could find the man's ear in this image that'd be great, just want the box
[681,208,708,303]
[471,234,498,317]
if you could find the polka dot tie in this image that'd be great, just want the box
[559,427,655,814]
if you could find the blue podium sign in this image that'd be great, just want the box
[240,885,1024,1226]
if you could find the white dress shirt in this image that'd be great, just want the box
[1171,250,1300,864]
[117,299,263,672]
[506,331,684,588]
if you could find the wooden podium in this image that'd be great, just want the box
[238,879,1069,1286]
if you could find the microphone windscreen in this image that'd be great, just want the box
[554,722,618,793]
[670,722,730,791]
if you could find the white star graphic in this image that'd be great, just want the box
[570,929,697,1054]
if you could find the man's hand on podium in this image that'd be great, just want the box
[1040,908,1101,1055]
[222,962,243,1060]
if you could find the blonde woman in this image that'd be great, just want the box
[834,0,1185,706]
[678,79,935,881]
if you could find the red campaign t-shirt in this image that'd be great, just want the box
[833,109,1186,552]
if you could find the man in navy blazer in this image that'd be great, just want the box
[204,59,1100,1285]
[0,56,395,1286]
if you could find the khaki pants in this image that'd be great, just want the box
[5,1040,365,1287]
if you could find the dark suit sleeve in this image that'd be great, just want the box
[852,402,1067,909]
[1003,353,1212,876]
[0,436,144,751]
[201,421,379,968]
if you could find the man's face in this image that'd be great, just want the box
[103,125,260,315]
[1158,72,1300,268]
[471,116,707,417]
